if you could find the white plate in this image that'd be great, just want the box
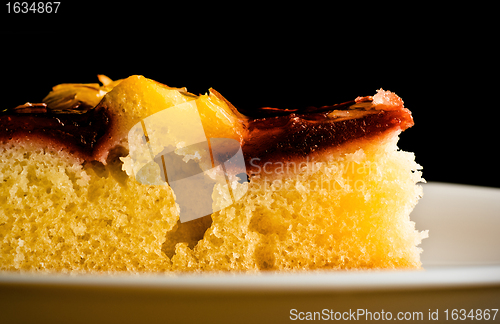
[1,182,500,324]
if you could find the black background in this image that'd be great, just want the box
[2,2,498,188]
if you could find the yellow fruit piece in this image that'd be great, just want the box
[43,74,243,142]
[97,75,242,143]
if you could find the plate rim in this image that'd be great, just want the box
[1,265,500,293]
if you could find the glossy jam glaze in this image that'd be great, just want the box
[0,105,109,160]
[240,97,414,175]
[1,93,413,172]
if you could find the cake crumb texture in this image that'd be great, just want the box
[0,133,426,272]
[184,134,427,271]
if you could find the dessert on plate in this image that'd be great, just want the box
[0,75,427,272]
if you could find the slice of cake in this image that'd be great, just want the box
[0,75,427,272]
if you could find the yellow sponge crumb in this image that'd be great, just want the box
[185,133,427,271]
[0,132,426,272]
